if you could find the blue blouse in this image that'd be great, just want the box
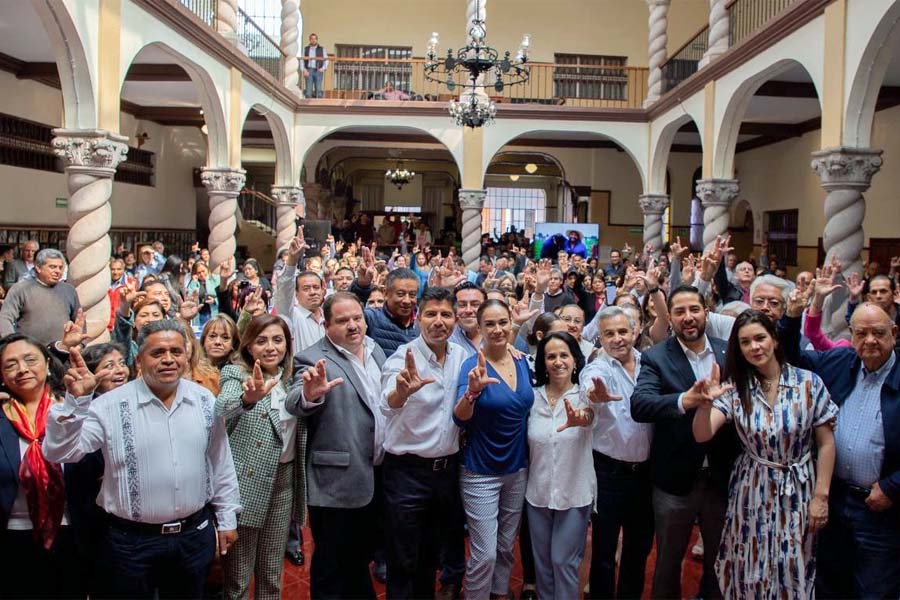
[454,354,534,476]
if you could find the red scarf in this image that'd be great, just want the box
[7,386,65,550]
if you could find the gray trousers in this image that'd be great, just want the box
[526,503,591,600]
[651,476,727,600]
[460,467,528,600]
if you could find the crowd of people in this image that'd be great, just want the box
[0,221,897,600]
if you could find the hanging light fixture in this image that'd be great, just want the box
[386,161,415,189]
[524,162,538,174]
[509,174,520,182]
[425,0,530,128]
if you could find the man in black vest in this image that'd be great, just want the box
[302,33,328,98]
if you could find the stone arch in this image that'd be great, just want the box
[714,59,822,178]
[649,111,703,195]
[483,150,568,186]
[119,42,229,167]
[240,104,293,186]
[844,0,900,147]
[29,0,96,128]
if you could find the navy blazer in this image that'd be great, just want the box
[783,317,900,502]
[631,336,740,496]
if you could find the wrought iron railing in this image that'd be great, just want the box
[0,112,58,173]
[661,26,709,94]
[729,0,799,46]
[235,7,285,81]
[238,189,277,233]
[178,0,216,26]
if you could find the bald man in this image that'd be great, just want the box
[784,302,900,598]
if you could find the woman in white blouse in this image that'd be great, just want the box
[527,331,596,600]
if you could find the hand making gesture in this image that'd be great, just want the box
[587,376,622,404]
[390,348,436,407]
[301,359,345,403]
[242,360,279,405]
[63,347,113,398]
[61,308,90,349]
[556,398,593,432]
[684,363,734,410]
[466,350,500,397]
[179,289,201,320]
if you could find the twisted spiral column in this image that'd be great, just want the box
[696,179,740,253]
[811,147,883,337]
[271,185,303,251]
[639,194,669,256]
[644,0,670,107]
[280,0,301,93]
[700,0,729,67]
[201,167,246,270]
[52,129,129,344]
[216,0,239,44]
[460,189,486,273]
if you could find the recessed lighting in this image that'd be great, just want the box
[525,163,538,174]
[509,174,520,181]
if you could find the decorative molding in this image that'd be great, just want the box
[638,193,669,214]
[52,129,129,171]
[200,166,247,193]
[811,146,884,191]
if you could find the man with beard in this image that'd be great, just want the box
[380,287,467,599]
[631,285,738,600]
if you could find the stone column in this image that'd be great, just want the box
[216,0,239,45]
[201,167,246,270]
[639,194,670,256]
[699,0,729,68]
[696,178,739,252]
[459,188,486,272]
[811,146,883,336]
[644,0,671,107]
[280,0,301,94]
[52,129,129,343]
[271,185,303,250]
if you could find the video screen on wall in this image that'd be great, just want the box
[533,223,600,260]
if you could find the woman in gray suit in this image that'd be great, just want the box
[216,314,307,600]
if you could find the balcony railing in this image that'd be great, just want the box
[178,0,216,27]
[304,58,649,109]
[239,189,277,233]
[660,0,799,94]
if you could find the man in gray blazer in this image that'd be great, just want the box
[287,291,387,600]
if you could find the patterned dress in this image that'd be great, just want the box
[713,364,838,599]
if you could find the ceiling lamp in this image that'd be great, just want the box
[524,163,538,174]
[509,174,520,182]
[425,1,530,128]
[386,161,415,189]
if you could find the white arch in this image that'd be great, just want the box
[844,0,900,147]
[29,0,97,128]
[485,150,568,185]
[648,95,705,194]
[240,102,294,187]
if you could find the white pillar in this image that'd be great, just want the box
[644,0,671,107]
[280,0,301,94]
[201,167,246,270]
[811,146,883,337]
[216,0,239,44]
[271,185,303,251]
[459,188,486,272]
[52,129,129,343]
[700,0,729,67]
[639,194,669,255]
[696,178,739,252]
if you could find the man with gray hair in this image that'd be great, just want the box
[0,248,80,347]
[749,273,795,322]
[580,305,654,598]
[44,319,240,598]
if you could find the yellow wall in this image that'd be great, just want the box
[301,0,710,64]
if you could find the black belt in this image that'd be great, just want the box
[835,479,872,500]
[105,506,210,535]
[385,452,458,472]
[593,450,647,472]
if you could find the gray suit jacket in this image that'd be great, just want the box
[286,336,386,509]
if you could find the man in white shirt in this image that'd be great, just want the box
[580,306,654,599]
[43,319,240,598]
[302,33,329,98]
[275,236,326,355]
[381,287,466,600]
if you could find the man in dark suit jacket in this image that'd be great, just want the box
[632,285,739,600]
[286,291,387,600]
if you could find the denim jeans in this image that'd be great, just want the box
[305,70,324,98]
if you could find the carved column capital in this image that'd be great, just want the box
[52,129,129,174]
[638,194,669,215]
[270,185,303,205]
[459,188,487,210]
[200,167,247,194]
[811,146,883,192]
[696,178,740,208]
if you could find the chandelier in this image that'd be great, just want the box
[425,0,530,128]
[385,162,415,189]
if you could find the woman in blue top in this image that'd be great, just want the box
[454,299,534,600]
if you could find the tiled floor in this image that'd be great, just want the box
[274,526,704,599]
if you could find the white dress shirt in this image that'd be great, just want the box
[43,378,241,529]
[526,385,596,510]
[380,337,463,458]
[580,349,653,463]
[275,265,326,355]
[270,380,297,463]
[676,335,716,414]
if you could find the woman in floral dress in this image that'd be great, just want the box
[693,310,837,598]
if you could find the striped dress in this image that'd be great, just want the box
[713,364,838,599]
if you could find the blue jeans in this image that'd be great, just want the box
[305,70,323,98]
[816,487,900,598]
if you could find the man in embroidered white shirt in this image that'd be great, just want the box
[43,319,240,598]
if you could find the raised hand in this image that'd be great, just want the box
[63,347,112,397]
[242,360,279,405]
[301,359,344,402]
[219,257,235,280]
[467,350,500,396]
[587,376,622,404]
[393,348,436,402]
[242,286,266,316]
[703,363,734,400]
[670,236,689,260]
[786,288,808,318]
[556,398,593,432]
[846,271,865,301]
[286,232,309,266]
[118,288,146,316]
[813,265,842,299]
[683,363,733,409]
[356,246,376,287]
[179,289,200,320]
[511,294,539,326]
[61,308,90,349]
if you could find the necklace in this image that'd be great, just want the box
[758,369,781,393]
